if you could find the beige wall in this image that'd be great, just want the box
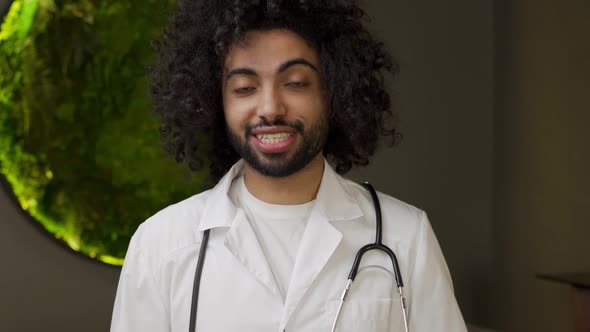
[0,0,495,330]
[494,0,590,331]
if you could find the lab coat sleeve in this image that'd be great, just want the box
[407,211,468,332]
[110,230,170,332]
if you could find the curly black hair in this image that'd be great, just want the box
[150,0,401,181]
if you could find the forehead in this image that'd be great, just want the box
[224,29,320,71]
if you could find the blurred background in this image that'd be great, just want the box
[0,0,588,331]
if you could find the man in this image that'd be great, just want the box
[111,1,467,331]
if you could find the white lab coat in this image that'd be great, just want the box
[110,159,467,332]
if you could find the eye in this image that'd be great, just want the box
[285,81,309,88]
[233,86,256,95]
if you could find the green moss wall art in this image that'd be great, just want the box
[0,0,211,266]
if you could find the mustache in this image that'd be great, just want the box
[245,118,304,136]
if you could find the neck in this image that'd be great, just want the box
[243,154,325,205]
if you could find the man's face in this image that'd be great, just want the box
[222,29,328,177]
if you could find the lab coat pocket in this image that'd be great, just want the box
[326,298,393,331]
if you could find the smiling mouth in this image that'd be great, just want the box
[250,131,297,154]
[255,132,293,144]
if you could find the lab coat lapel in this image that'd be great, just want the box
[224,210,281,297]
[196,160,281,299]
[279,160,364,329]
[279,210,342,329]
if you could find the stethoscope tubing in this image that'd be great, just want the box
[331,183,409,332]
[351,183,404,287]
[189,228,210,332]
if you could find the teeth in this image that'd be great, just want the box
[256,132,291,144]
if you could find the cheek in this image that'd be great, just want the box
[223,99,253,129]
[223,110,241,133]
[286,93,326,120]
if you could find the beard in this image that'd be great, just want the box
[227,117,329,178]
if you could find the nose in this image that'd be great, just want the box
[257,85,286,123]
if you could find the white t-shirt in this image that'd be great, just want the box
[231,175,315,301]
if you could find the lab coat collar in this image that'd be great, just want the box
[314,159,364,221]
[196,160,244,232]
[196,158,363,232]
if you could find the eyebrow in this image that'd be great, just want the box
[225,58,319,82]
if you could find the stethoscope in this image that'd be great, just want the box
[188,182,409,332]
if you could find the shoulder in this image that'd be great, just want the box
[125,189,212,270]
[339,177,427,227]
[334,175,432,260]
[337,176,447,281]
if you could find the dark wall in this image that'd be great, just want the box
[0,184,120,331]
[494,0,590,331]
[0,0,12,20]
[354,0,494,326]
